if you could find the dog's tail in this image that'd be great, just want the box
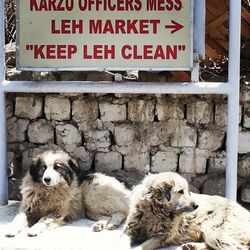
[202,228,249,250]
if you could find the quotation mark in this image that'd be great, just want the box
[178,45,186,51]
[26,45,34,51]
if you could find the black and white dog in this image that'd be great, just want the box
[5,149,130,237]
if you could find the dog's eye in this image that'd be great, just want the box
[54,163,63,170]
[178,190,184,194]
[38,165,47,175]
[40,164,46,170]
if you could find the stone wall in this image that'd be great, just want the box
[6,78,250,206]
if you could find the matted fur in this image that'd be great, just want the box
[122,172,250,250]
[5,150,130,237]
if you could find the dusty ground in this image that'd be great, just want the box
[0,201,181,250]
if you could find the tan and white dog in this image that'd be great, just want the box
[122,172,250,250]
[5,149,130,237]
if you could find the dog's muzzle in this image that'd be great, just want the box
[184,202,199,213]
[43,177,52,185]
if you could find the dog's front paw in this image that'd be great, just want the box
[5,231,17,238]
[181,244,193,250]
[106,222,118,230]
[181,243,208,250]
[91,220,108,232]
[5,226,20,237]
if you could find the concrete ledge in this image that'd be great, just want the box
[0,202,180,250]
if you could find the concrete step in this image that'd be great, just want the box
[0,201,180,250]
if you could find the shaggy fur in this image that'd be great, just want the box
[5,150,130,237]
[82,173,130,232]
[122,172,250,250]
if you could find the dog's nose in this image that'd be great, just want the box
[192,203,199,210]
[44,177,51,184]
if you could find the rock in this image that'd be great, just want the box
[7,117,29,143]
[56,124,82,152]
[148,122,170,146]
[148,120,197,148]
[6,98,14,118]
[198,129,225,151]
[215,103,242,127]
[238,155,250,178]
[208,151,226,174]
[179,148,208,174]
[124,152,150,172]
[72,146,93,170]
[156,99,184,121]
[215,103,227,127]
[201,177,225,197]
[84,130,111,152]
[95,151,122,171]
[151,149,178,173]
[187,100,213,124]
[240,183,250,203]
[170,122,197,148]
[240,84,250,102]
[114,124,136,146]
[238,130,250,154]
[128,99,155,122]
[72,98,99,123]
[45,96,71,121]
[243,103,250,128]
[28,119,54,144]
[99,102,126,121]
[15,96,43,119]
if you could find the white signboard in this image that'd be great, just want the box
[17,0,193,71]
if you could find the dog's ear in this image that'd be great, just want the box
[68,159,80,176]
[143,185,160,201]
[144,192,153,200]
[159,184,172,201]
[29,156,43,182]
[29,156,41,170]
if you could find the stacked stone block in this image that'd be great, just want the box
[6,87,250,205]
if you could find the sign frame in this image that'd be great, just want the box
[16,0,194,72]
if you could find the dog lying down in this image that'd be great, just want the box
[5,150,130,237]
[122,172,250,250]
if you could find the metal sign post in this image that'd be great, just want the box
[0,0,241,205]
[225,0,241,200]
[0,0,8,206]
